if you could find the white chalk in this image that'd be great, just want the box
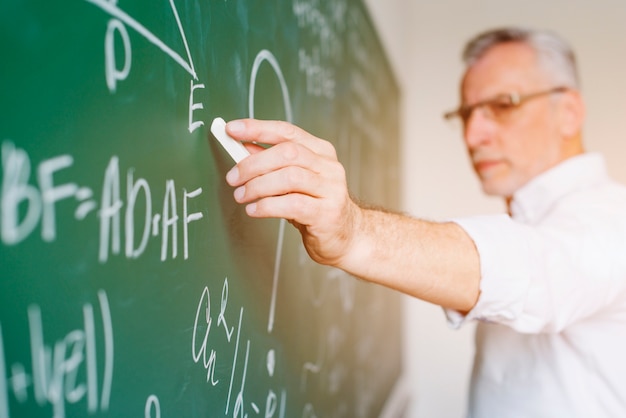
[210,117,251,163]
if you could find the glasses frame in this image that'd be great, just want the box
[443,86,569,124]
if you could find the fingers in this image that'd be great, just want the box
[243,193,317,222]
[243,190,347,231]
[232,159,347,216]
[233,166,324,203]
[227,140,335,188]
[225,119,337,158]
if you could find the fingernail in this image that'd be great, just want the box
[234,186,245,201]
[246,203,257,215]
[226,120,245,135]
[226,167,239,184]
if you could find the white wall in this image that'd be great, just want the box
[364,0,626,417]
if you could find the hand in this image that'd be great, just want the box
[224,118,361,267]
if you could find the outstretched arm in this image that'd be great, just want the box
[224,118,481,312]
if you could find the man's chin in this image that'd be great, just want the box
[480,180,515,198]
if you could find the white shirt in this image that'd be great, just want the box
[448,153,626,417]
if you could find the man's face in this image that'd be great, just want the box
[461,42,564,198]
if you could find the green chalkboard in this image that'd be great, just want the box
[0,0,403,416]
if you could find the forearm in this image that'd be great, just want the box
[223,118,481,312]
[339,206,481,312]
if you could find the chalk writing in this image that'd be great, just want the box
[87,0,197,79]
[1,143,86,245]
[105,19,131,92]
[0,143,204,263]
[87,0,205,132]
[298,47,335,99]
[292,0,347,98]
[191,280,288,418]
[346,7,388,150]
[144,395,161,418]
[292,0,345,59]
[0,291,113,418]
[189,81,206,133]
[192,285,219,386]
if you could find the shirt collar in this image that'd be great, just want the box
[509,153,609,223]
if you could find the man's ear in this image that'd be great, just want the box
[558,89,585,138]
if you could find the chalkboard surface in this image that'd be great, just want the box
[0,0,403,417]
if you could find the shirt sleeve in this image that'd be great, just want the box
[444,214,534,330]
[444,213,626,334]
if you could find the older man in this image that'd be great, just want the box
[224,27,626,416]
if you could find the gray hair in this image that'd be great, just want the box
[463,27,580,89]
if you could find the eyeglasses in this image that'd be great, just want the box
[443,86,569,126]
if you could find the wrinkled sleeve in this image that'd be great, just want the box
[445,215,533,330]
[443,213,626,333]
